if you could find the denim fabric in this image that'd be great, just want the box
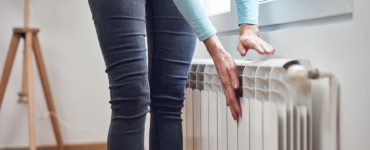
[88,0,196,150]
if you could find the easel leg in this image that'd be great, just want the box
[19,39,30,104]
[32,34,65,150]
[0,33,21,109]
[25,31,36,150]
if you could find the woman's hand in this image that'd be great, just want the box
[204,35,241,120]
[202,25,275,121]
[237,24,275,56]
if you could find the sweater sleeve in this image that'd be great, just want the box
[236,0,259,25]
[173,0,217,41]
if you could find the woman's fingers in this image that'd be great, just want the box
[240,35,275,55]
[225,91,237,119]
[222,80,240,120]
[237,42,248,56]
[256,38,275,55]
[225,63,241,120]
[228,61,239,89]
[227,61,241,119]
[216,56,241,120]
[240,37,265,54]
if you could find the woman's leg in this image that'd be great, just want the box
[88,0,149,150]
[146,0,197,149]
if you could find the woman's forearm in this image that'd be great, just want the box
[236,0,259,25]
[173,0,217,41]
[203,35,225,58]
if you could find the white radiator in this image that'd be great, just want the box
[182,59,317,150]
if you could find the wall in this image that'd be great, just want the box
[0,0,369,149]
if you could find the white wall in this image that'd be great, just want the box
[0,0,369,149]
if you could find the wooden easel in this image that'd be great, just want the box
[0,0,65,150]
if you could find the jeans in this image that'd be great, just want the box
[88,0,197,150]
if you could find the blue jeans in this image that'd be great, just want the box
[88,0,196,150]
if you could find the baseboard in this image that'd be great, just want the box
[0,142,106,150]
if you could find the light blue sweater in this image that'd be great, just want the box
[173,0,259,41]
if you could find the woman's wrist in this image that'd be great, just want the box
[203,35,227,58]
[239,24,259,36]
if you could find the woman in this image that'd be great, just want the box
[88,0,274,150]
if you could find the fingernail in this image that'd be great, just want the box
[234,84,238,89]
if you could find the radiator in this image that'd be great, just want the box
[182,59,317,150]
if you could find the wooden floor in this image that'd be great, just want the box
[0,143,106,150]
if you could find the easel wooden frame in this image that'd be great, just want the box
[0,1,65,150]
